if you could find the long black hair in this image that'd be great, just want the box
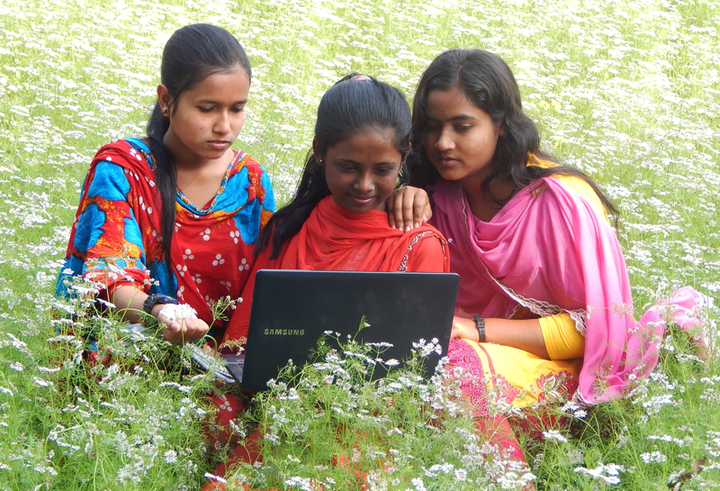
[146,23,251,274]
[256,73,412,259]
[408,49,618,217]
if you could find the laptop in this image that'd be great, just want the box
[222,270,459,390]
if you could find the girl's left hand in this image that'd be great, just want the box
[451,315,479,342]
[386,186,432,231]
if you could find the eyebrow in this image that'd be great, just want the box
[338,158,397,166]
[426,114,476,122]
[197,99,248,105]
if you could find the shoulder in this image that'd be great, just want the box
[528,177,609,230]
[230,151,272,185]
[92,138,154,172]
[402,225,450,272]
[545,175,608,223]
[527,155,608,223]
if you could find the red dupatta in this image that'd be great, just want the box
[223,196,449,342]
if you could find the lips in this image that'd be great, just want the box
[350,195,374,205]
[208,140,230,150]
[437,156,459,167]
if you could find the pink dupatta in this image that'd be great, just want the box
[430,177,703,405]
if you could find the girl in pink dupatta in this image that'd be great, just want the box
[395,49,705,464]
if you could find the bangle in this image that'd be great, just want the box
[473,315,486,343]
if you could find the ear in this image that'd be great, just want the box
[157,84,172,113]
[312,138,324,166]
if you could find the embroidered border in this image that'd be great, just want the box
[397,231,448,272]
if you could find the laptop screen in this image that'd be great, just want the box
[239,270,459,390]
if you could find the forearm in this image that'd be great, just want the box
[109,285,161,323]
[452,315,550,359]
[109,285,208,344]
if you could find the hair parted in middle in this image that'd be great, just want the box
[408,48,618,217]
[256,73,412,259]
[146,23,252,276]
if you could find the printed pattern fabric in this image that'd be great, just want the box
[56,138,275,329]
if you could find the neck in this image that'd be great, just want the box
[462,175,516,222]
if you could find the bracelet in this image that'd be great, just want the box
[473,315,486,343]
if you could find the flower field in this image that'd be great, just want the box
[0,0,719,489]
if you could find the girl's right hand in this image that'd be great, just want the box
[386,186,432,231]
[155,304,209,344]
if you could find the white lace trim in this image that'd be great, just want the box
[459,185,587,335]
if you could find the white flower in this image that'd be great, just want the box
[543,429,568,442]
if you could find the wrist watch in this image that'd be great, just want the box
[143,293,179,315]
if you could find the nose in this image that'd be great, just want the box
[435,128,454,152]
[354,172,373,193]
[214,110,231,135]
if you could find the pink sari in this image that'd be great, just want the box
[430,176,703,406]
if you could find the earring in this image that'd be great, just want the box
[162,107,169,116]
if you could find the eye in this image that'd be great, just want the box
[375,167,394,175]
[197,107,213,113]
[454,124,472,132]
[231,106,245,113]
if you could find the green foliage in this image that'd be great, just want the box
[0,0,718,489]
[228,331,533,490]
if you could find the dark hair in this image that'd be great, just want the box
[257,73,412,259]
[146,23,251,275]
[408,49,618,217]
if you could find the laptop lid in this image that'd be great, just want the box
[241,270,459,390]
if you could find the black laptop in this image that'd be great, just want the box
[222,269,459,390]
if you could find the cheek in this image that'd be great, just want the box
[234,113,247,130]
[423,133,435,152]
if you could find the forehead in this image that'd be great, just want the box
[425,88,482,117]
[183,68,250,100]
[326,128,401,160]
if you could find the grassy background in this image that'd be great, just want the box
[1,0,719,489]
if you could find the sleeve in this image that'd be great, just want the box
[539,313,586,360]
[259,165,276,228]
[404,231,450,273]
[77,161,151,292]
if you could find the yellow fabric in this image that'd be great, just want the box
[539,313,586,360]
[463,339,583,407]
[554,174,608,223]
[528,154,609,223]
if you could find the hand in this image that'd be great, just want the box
[154,304,209,345]
[386,186,432,231]
[451,315,479,342]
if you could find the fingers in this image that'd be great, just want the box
[157,308,209,345]
[386,187,431,231]
[421,197,433,224]
[161,319,209,345]
[389,193,409,231]
[386,194,397,230]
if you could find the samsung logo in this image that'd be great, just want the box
[264,329,305,336]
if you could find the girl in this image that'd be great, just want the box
[207,74,449,486]
[400,48,702,460]
[223,73,449,344]
[56,24,275,346]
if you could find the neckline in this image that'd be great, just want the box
[176,150,242,214]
